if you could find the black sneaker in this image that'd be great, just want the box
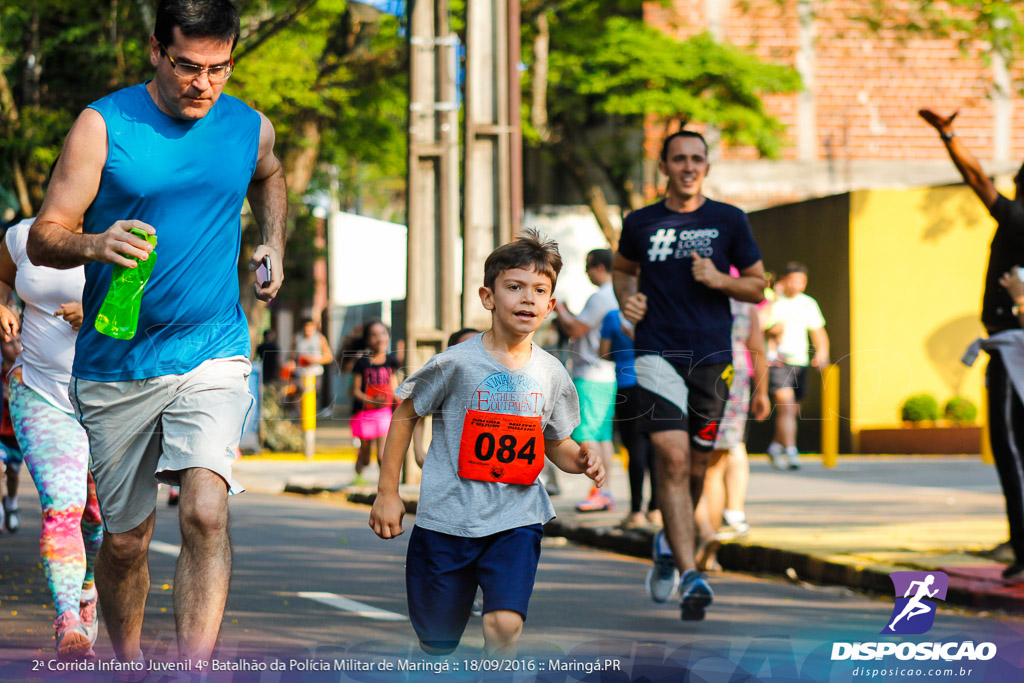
[1002,563,1024,582]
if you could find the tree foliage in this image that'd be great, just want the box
[518,0,802,243]
[853,0,1024,70]
[0,0,407,224]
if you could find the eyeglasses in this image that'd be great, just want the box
[159,44,233,83]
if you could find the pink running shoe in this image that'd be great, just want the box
[54,611,91,660]
[80,588,99,646]
[575,488,615,512]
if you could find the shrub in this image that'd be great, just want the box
[261,384,304,451]
[944,396,978,425]
[901,393,939,423]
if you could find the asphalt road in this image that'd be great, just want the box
[1,488,1022,682]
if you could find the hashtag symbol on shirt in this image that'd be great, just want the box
[647,228,677,262]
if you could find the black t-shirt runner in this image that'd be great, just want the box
[352,352,400,413]
[618,199,761,366]
[984,195,1024,333]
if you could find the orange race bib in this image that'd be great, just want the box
[458,410,545,485]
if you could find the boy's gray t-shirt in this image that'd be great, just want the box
[397,334,581,537]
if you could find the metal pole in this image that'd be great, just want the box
[821,363,839,468]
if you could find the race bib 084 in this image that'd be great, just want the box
[458,410,545,485]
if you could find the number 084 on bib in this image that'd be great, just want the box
[457,410,546,485]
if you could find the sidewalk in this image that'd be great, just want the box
[236,429,1020,614]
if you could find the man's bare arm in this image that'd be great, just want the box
[246,111,287,302]
[919,109,998,209]
[612,253,649,324]
[612,253,639,308]
[810,326,830,367]
[692,255,766,304]
[29,109,154,269]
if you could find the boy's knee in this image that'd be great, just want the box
[482,610,524,643]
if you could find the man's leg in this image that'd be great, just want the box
[771,387,798,448]
[174,468,231,662]
[96,511,156,662]
[985,351,1024,577]
[650,430,697,573]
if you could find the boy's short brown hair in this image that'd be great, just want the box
[483,228,563,291]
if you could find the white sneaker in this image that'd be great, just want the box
[786,449,801,470]
[767,443,787,470]
[79,587,99,646]
[645,530,680,603]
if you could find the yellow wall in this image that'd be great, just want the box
[849,187,992,431]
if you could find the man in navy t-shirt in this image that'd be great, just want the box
[614,130,765,621]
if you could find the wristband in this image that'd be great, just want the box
[940,130,955,142]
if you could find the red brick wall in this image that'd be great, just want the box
[643,0,1017,163]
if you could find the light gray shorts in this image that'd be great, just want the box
[70,356,253,533]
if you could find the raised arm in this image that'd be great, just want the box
[29,109,155,269]
[919,109,998,209]
[246,111,287,302]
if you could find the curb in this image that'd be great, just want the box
[287,485,1022,615]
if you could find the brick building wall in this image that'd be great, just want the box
[643,0,1024,208]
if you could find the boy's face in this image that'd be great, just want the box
[781,272,807,297]
[479,267,556,336]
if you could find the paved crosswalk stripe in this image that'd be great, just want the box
[297,591,406,621]
[150,540,181,557]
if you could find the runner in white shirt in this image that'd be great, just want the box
[0,218,101,660]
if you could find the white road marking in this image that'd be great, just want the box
[150,541,181,557]
[297,591,406,621]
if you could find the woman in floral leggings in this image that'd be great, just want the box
[0,217,100,660]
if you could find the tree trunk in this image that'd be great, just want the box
[0,70,31,216]
[547,133,619,248]
[282,114,323,207]
[530,12,550,141]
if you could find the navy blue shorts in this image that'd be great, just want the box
[406,523,543,652]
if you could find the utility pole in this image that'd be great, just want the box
[406,0,462,482]
[463,0,522,329]
[407,0,461,369]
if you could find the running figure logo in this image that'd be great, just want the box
[647,229,677,262]
[881,571,948,635]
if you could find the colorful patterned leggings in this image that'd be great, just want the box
[10,373,102,617]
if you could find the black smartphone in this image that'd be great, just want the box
[256,256,272,288]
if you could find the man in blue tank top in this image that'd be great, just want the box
[613,131,765,621]
[28,0,285,668]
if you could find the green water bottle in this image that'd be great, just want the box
[94,228,158,340]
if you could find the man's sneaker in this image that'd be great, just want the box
[576,488,614,512]
[79,588,99,646]
[679,570,714,621]
[715,519,750,541]
[54,611,91,660]
[785,448,801,470]
[1002,563,1024,582]
[645,530,680,603]
[2,498,16,533]
[767,443,787,470]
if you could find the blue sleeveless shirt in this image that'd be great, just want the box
[74,83,260,381]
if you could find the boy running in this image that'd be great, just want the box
[369,229,605,656]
